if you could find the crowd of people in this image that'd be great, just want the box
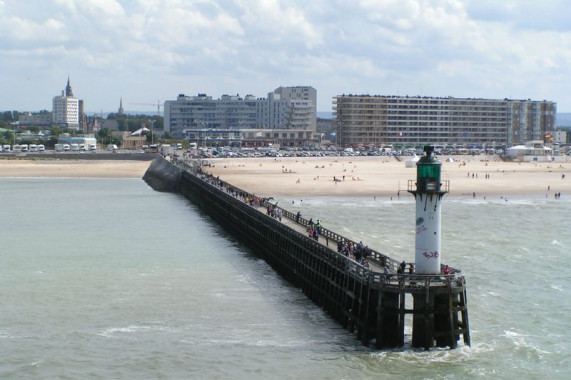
[197,166,457,279]
[336,239,372,267]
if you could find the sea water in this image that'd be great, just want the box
[0,178,569,379]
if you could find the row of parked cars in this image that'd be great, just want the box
[54,143,97,152]
[0,144,45,153]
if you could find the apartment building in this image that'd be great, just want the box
[164,86,317,139]
[19,112,53,126]
[333,95,556,147]
[52,77,81,129]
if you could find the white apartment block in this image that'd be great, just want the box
[164,86,317,138]
[52,77,80,129]
[52,94,79,128]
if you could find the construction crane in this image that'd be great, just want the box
[130,100,163,116]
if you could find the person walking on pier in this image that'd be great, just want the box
[296,211,301,223]
[398,261,406,274]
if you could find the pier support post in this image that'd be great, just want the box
[412,290,435,350]
[376,291,402,348]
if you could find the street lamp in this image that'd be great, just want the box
[337,121,343,153]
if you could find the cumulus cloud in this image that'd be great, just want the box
[1,0,571,113]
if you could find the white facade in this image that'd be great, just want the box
[53,94,79,128]
[164,86,317,138]
[52,78,80,129]
[272,86,317,131]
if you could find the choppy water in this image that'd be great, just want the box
[0,178,569,379]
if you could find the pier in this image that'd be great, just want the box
[143,156,470,350]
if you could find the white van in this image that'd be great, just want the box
[70,143,80,151]
[29,144,38,152]
[21,144,29,152]
[2,145,10,152]
[38,144,45,152]
[63,144,70,151]
[88,143,97,151]
[55,144,64,152]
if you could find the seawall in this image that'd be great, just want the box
[142,156,182,192]
[3,152,157,161]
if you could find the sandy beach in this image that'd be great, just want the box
[202,156,571,198]
[1,156,570,198]
[0,159,150,178]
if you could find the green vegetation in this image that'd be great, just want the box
[106,113,163,133]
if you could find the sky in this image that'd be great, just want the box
[1,0,571,114]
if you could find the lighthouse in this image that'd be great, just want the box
[408,146,448,274]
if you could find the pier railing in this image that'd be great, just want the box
[175,157,461,283]
[167,157,470,349]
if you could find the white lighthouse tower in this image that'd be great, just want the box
[408,146,448,274]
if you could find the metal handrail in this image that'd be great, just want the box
[177,158,461,285]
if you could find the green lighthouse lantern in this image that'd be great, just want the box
[416,146,442,193]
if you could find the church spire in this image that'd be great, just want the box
[118,97,125,115]
[65,76,74,97]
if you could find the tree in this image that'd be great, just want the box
[50,126,61,139]
[2,111,13,122]
[97,127,112,145]
[117,118,127,131]
[127,119,139,132]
